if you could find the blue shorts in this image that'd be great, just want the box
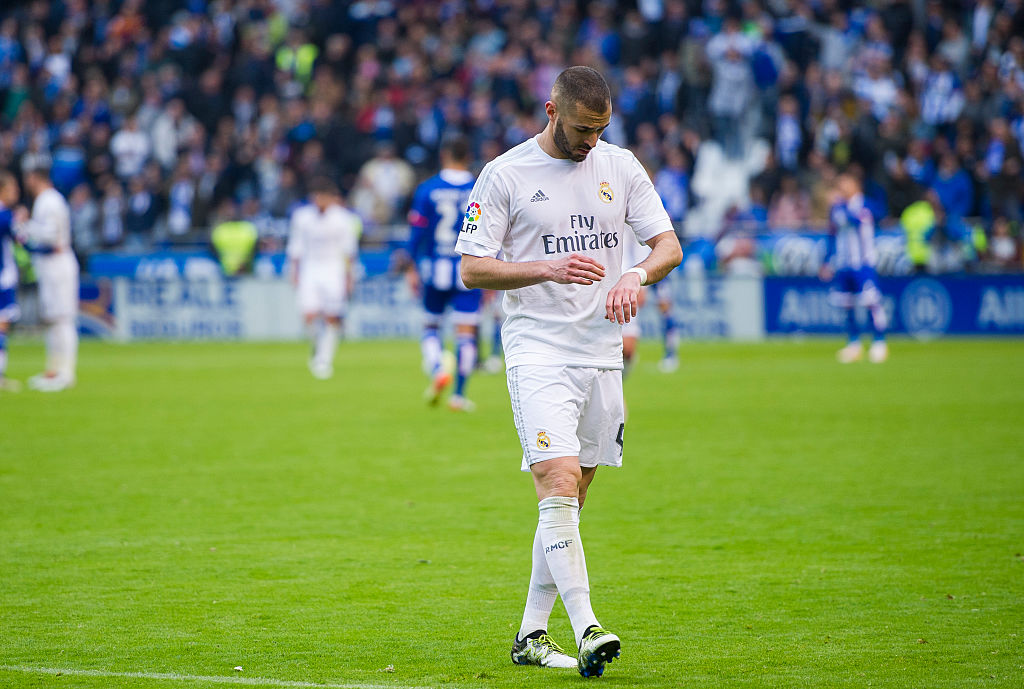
[423,285,482,325]
[831,267,881,308]
[0,287,19,323]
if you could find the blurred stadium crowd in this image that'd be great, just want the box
[0,0,1022,272]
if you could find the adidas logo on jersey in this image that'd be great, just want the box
[530,189,549,203]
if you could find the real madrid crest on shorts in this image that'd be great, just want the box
[537,431,551,449]
[598,181,613,204]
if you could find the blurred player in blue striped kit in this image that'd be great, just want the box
[407,136,481,412]
[0,172,22,392]
[821,171,889,363]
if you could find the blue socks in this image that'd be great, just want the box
[455,334,476,396]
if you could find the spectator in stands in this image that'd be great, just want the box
[167,160,196,239]
[931,152,974,221]
[653,145,690,227]
[351,141,415,228]
[986,217,1020,270]
[50,121,86,196]
[69,182,99,256]
[150,98,197,173]
[0,0,1018,275]
[768,174,811,230]
[99,177,124,247]
[109,115,149,182]
[775,94,802,171]
[123,175,159,249]
[706,15,755,159]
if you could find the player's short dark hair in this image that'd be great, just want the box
[308,176,338,196]
[440,135,471,164]
[25,163,51,179]
[838,165,864,185]
[552,66,611,114]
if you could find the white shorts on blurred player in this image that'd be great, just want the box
[36,253,79,321]
[296,268,347,318]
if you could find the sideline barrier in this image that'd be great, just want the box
[765,275,1024,337]
[67,271,1024,341]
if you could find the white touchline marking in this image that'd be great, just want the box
[0,665,435,689]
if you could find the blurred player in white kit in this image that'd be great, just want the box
[15,166,78,392]
[287,178,361,380]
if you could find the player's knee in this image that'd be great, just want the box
[538,467,582,499]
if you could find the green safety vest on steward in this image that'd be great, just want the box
[275,43,319,84]
[900,201,934,269]
[211,220,258,276]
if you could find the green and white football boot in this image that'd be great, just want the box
[510,631,577,669]
[577,625,621,678]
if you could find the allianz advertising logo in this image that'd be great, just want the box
[899,278,952,338]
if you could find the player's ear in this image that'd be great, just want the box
[545,101,557,121]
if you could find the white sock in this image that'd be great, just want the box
[518,525,558,639]
[317,323,340,367]
[421,327,442,375]
[307,320,321,359]
[869,302,888,332]
[45,323,61,373]
[538,496,599,645]
[59,319,77,379]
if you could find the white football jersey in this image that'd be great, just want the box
[455,135,672,368]
[621,231,653,271]
[287,203,361,273]
[24,187,72,249]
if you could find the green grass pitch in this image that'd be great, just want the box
[1,338,1022,688]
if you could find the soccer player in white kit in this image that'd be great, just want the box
[286,178,361,380]
[16,167,79,392]
[457,67,683,677]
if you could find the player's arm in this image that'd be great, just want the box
[405,204,428,295]
[460,253,605,290]
[605,230,682,324]
[15,206,62,254]
[458,168,607,289]
[345,214,361,299]
[819,207,840,282]
[285,213,302,287]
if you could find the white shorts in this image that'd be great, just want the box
[621,318,641,339]
[35,253,79,321]
[507,365,625,472]
[298,269,346,317]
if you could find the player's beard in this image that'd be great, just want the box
[553,117,589,163]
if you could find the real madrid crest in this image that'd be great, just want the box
[598,181,614,204]
[537,431,551,449]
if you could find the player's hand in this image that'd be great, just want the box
[404,267,421,296]
[605,271,642,324]
[13,206,28,225]
[548,254,605,285]
[818,265,834,282]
